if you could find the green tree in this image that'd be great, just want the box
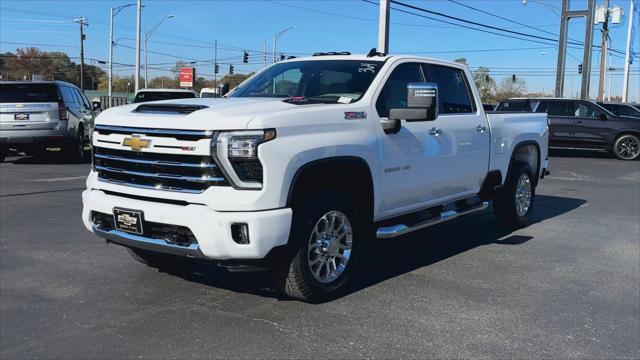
[472,67,497,103]
[453,57,468,65]
[496,76,527,99]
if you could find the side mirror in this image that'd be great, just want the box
[92,101,101,111]
[599,112,608,120]
[389,82,438,122]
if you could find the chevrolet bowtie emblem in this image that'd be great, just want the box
[117,213,138,226]
[122,135,151,151]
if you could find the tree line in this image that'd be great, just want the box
[0,48,251,93]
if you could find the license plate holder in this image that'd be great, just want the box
[113,208,144,235]
[14,113,29,120]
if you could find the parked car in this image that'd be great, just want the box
[496,98,640,160]
[596,102,640,118]
[0,80,96,162]
[482,103,496,111]
[199,88,218,98]
[83,53,549,301]
[132,88,197,103]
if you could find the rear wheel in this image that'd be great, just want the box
[613,134,640,160]
[493,161,536,230]
[63,128,86,162]
[271,193,363,302]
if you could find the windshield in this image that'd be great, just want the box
[133,91,196,103]
[229,60,384,103]
[0,83,59,103]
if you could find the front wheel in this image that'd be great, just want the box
[613,134,640,161]
[493,161,536,230]
[272,193,363,302]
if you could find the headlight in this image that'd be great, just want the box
[212,129,276,189]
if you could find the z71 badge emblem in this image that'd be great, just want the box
[344,112,366,120]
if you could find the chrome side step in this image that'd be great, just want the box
[376,201,489,239]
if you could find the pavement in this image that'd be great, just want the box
[1,149,638,359]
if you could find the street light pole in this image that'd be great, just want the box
[273,26,295,63]
[109,4,137,107]
[135,0,142,93]
[145,15,174,88]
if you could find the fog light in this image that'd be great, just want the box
[231,223,250,244]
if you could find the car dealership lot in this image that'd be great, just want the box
[1,152,638,359]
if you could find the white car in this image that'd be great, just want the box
[82,53,549,301]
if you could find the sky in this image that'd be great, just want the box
[0,0,638,101]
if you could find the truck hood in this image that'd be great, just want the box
[95,97,309,130]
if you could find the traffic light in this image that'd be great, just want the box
[214,63,219,74]
[229,64,234,74]
[512,74,516,82]
[578,63,583,74]
[243,51,249,64]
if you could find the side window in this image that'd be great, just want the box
[547,101,571,116]
[535,101,547,113]
[59,86,77,105]
[375,63,424,118]
[424,64,474,114]
[74,88,91,109]
[575,102,601,118]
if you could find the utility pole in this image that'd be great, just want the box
[75,17,88,90]
[109,4,136,108]
[214,40,218,92]
[378,0,390,54]
[555,0,595,99]
[263,40,267,68]
[135,0,142,93]
[597,0,611,101]
[622,0,635,102]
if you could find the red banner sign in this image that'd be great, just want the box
[179,68,195,88]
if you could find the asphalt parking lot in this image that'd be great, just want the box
[1,150,638,359]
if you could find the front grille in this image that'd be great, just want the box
[91,211,197,246]
[93,127,229,193]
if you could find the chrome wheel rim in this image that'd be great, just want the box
[615,136,640,160]
[515,173,532,217]
[307,210,353,284]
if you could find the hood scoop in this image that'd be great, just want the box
[134,104,208,115]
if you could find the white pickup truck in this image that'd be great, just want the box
[82,53,549,301]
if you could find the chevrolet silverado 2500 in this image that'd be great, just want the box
[82,53,549,301]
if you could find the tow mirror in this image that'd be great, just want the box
[389,82,439,122]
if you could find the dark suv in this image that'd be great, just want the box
[496,98,640,160]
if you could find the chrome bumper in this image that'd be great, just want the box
[93,226,206,259]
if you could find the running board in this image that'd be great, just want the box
[376,201,489,239]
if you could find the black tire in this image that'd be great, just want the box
[0,148,7,162]
[271,192,364,302]
[612,134,640,161]
[493,161,536,230]
[62,128,86,162]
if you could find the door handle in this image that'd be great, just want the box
[572,120,582,124]
[476,124,487,133]
[428,127,441,136]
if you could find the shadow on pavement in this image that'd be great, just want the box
[549,148,612,159]
[6,151,90,165]
[147,194,587,302]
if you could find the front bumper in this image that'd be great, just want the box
[82,189,292,260]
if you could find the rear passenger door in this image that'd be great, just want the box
[422,63,490,197]
[545,100,577,147]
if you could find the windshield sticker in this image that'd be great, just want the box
[358,63,377,73]
[337,97,352,104]
[344,111,366,120]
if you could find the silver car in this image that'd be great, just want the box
[0,80,96,162]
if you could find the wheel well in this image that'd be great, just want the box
[286,157,374,222]
[614,131,640,141]
[510,141,540,184]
